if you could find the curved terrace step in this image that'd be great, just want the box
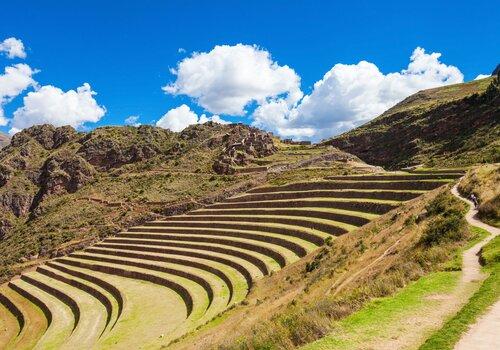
[324,174,462,181]
[100,239,271,276]
[8,279,73,349]
[205,198,399,215]
[106,235,289,268]
[35,265,113,335]
[54,257,195,317]
[45,263,189,349]
[44,261,124,330]
[135,220,332,245]
[93,242,255,288]
[60,255,229,329]
[172,210,372,228]
[225,189,424,203]
[79,247,235,305]
[0,292,22,348]
[188,207,378,226]
[23,271,107,348]
[20,274,80,333]
[247,180,449,193]
[0,291,24,337]
[2,284,49,349]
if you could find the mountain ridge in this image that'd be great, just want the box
[322,75,500,169]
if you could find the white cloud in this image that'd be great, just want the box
[156,104,198,132]
[0,63,37,126]
[253,47,464,141]
[178,48,186,54]
[163,44,302,115]
[198,114,230,125]
[125,115,141,126]
[156,104,229,132]
[9,83,106,134]
[0,37,27,59]
[474,74,490,80]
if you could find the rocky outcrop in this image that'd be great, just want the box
[77,126,171,170]
[0,164,13,187]
[0,192,33,217]
[10,124,79,150]
[37,152,96,199]
[212,125,277,174]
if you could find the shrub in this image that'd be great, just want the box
[420,214,467,246]
[420,191,468,246]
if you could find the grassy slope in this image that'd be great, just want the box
[302,272,459,350]
[458,164,500,227]
[322,76,500,169]
[303,226,489,350]
[419,234,500,350]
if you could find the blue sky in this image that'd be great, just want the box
[0,0,498,139]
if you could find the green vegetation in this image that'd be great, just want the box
[419,234,500,350]
[303,272,459,350]
[214,190,473,349]
[458,164,500,227]
[420,191,468,246]
[0,163,454,348]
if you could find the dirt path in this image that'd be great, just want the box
[451,184,500,350]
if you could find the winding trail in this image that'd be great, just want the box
[451,184,500,350]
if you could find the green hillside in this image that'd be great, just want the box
[322,75,500,169]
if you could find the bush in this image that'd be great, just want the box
[421,215,467,246]
[420,192,468,246]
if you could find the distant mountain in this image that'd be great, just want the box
[322,75,500,169]
[0,132,9,148]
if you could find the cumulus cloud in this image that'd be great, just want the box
[474,74,490,80]
[9,83,106,134]
[253,47,464,141]
[163,44,302,115]
[198,114,229,125]
[0,63,37,126]
[125,115,141,126]
[0,37,27,59]
[156,104,228,132]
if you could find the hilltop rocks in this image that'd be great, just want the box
[77,126,173,170]
[212,125,277,174]
[78,137,157,170]
[10,124,78,150]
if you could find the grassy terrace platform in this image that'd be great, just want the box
[0,171,456,348]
